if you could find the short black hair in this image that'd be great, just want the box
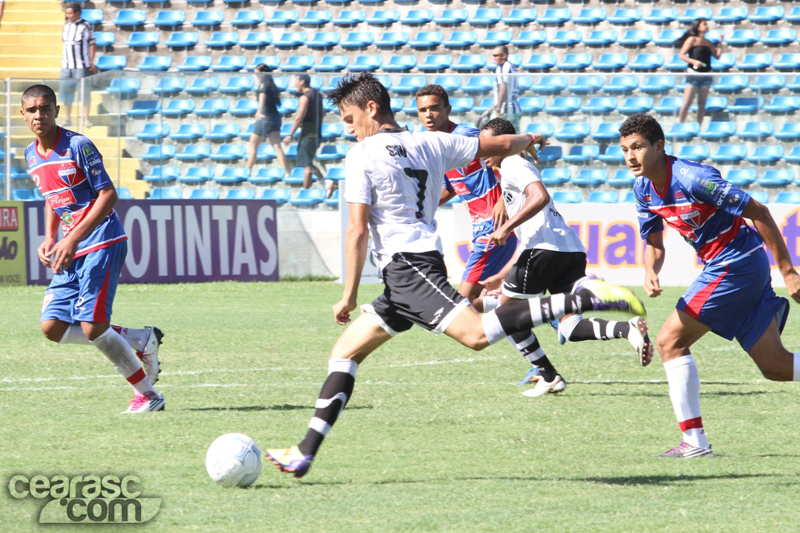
[495,45,509,55]
[327,72,393,118]
[21,84,57,107]
[619,114,665,145]
[482,117,516,136]
[66,3,82,14]
[254,63,273,73]
[415,84,450,108]
[296,74,311,87]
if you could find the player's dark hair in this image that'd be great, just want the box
[619,114,665,145]
[21,84,57,106]
[415,84,450,108]
[674,18,706,48]
[327,72,393,118]
[482,117,516,136]
[296,74,311,87]
[66,2,82,14]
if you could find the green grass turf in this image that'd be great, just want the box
[1,282,799,532]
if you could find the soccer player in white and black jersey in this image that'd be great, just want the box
[60,3,97,129]
[265,73,646,478]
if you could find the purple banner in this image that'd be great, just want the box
[25,200,279,285]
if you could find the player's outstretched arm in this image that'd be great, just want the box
[644,232,665,298]
[475,133,546,162]
[743,199,800,303]
[334,202,371,324]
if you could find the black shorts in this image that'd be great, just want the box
[296,134,319,168]
[503,249,587,298]
[363,251,469,336]
[253,114,281,137]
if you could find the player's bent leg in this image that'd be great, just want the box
[747,318,796,382]
[41,320,71,343]
[457,280,485,312]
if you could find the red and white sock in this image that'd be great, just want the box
[92,328,158,396]
[664,355,708,448]
[111,326,150,352]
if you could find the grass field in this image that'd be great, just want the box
[1,281,799,532]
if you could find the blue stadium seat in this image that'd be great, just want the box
[608,169,635,188]
[95,56,126,71]
[587,191,619,204]
[750,6,785,24]
[409,31,443,49]
[389,98,404,113]
[434,9,468,25]
[729,96,764,113]
[211,145,246,163]
[230,10,265,27]
[462,76,494,94]
[710,144,747,163]
[468,8,502,26]
[773,54,800,71]
[558,53,592,71]
[537,8,571,26]
[170,124,206,140]
[568,76,603,95]
[593,53,628,71]
[776,191,800,204]
[431,75,461,93]
[281,56,313,71]
[574,8,607,25]
[545,97,581,115]
[692,96,728,113]
[664,54,688,72]
[443,31,477,49]
[665,122,699,141]
[592,122,622,141]
[676,145,710,162]
[748,191,769,204]
[762,29,796,47]
[273,32,306,48]
[653,29,683,47]
[191,11,224,28]
[711,53,737,71]
[320,123,344,140]
[204,32,238,48]
[737,122,773,140]
[215,168,250,184]
[185,76,220,95]
[573,169,608,187]
[10,189,34,202]
[255,144,278,161]
[194,99,229,117]
[298,10,332,26]
[629,54,663,71]
[341,32,374,49]
[746,146,784,164]
[604,76,639,94]
[113,9,146,28]
[366,10,399,26]
[618,97,654,114]
[555,122,591,141]
[260,188,290,205]
[176,144,211,162]
[206,124,241,141]
[525,122,555,137]
[94,32,116,48]
[619,29,652,47]
[317,145,349,162]
[376,31,409,48]
[291,187,327,206]
[225,188,256,200]
[522,54,557,71]
[148,187,182,200]
[511,30,546,47]
[400,9,433,25]
[477,31,512,47]
[126,32,159,49]
[143,163,178,179]
[137,56,172,71]
[644,8,677,24]
[284,167,305,185]
[548,30,582,47]
[725,169,756,187]
[165,32,199,49]
[759,169,794,187]
[177,56,212,71]
[162,99,195,117]
[451,54,485,72]
[240,32,272,48]
[325,168,346,182]
[789,6,800,24]
[375,56,411,72]
[727,29,761,47]
[219,76,255,94]
[306,32,340,49]
[188,189,219,200]
[503,8,536,25]
[584,30,617,47]
[265,10,298,26]
[678,7,713,24]
[540,168,570,187]
[117,187,133,200]
[714,7,748,24]
[126,100,160,117]
[774,122,800,140]
[738,54,772,71]
[81,9,104,25]
[562,145,600,164]
[393,76,427,95]
[107,78,141,96]
[277,99,299,115]
[699,121,736,140]
[582,97,617,114]
[530,77,565,94]
[135,123,170,140]
[607,8,642,25]
[713,75,749,93]
[152,10,185,28]
[552,191,582,204]
[597,145,624,164]
[314,56,348,72]
[324,190,340,208]
[212,56,247,72]
[654,97,682,114]
[638,75,676,94]
[249,168,284,184]
[349,55,382,71]
[332,10,365,26]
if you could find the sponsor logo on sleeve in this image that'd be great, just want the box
[82,144,94,156]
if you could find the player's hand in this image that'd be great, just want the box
[37,239,55,268]
[643,272,662,298]
[90,65,99,75]
[487,228,509,248]
[491,200,508,230]
[255,112,264,119]
[784,269,800,304]
[480,273,504,294]
[333,296,358,325]
[282,136,292,145]
[49,237,79,274]
[524,133,548,164]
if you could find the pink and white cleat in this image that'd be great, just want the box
[124,391,165,413]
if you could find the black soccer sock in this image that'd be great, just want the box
[566,317,630,342]
[494,293,585,336]
[297,358,358,457]
[509,330,558,382]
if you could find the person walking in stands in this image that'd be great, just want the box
[283,74,324,190]
[490,46,521,132]
[246,64,290,178]
[60,3,97,129]
[677,18,723,124]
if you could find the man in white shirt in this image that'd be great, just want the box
[60,3,97,128]
[479,118,653,396]
[492,46,522,132]
[264,73,646,479]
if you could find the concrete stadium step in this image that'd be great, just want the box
[1,9,65,24]
[0,33,61,46]
[0,22,63,33]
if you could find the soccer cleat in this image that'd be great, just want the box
[656,441,714,458]
[124,391,165,413]
[265,446,314,478]
[575,278,646,317]
[136,326,163,385]
[548,319,568,345]
[522,374,566,397]
[627,316,653,367]
[517,366,541,385]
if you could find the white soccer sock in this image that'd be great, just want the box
[58,325,92,345]
[664,355,708,448]
[794,354,800,382]
[92,328,157,396]
[481,312,506,345]
[557,314,582,340]
[482,294,499,312]
[111,326,150,352]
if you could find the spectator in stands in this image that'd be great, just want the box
[247,64,290,178]
[60,3,97,129]
[677,19,723,124]
[283,74,323,190]
[489,46,521,132]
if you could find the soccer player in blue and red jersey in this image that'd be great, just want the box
[20,84,165,413]
[620,113,800,458]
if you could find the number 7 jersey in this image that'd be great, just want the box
[344,127,479,270]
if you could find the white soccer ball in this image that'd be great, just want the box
[206,433,263,488]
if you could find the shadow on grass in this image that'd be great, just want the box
[185,404,373,412]
[576,473,772,486]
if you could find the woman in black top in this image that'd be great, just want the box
[677,18,723,123]
[247,64,290,177]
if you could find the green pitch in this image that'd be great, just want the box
[1,282,799,532]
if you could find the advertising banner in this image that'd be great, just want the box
[0,202,26,286]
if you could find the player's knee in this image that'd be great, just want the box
[41,325,61,343]
[459,331,490,351]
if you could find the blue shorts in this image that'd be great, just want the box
[677,248,789,352]
[41,241,127,324]
[462,234,518,284]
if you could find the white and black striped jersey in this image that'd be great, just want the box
[344,127,479,270]
[494,61,521,114]
[62,18,95,69]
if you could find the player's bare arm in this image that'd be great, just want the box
[438,185,456,206]
[50,185,118,273]
[488,181,549,248]
[490,193,508,229]
[37,206,60,268]
[643,232,665,298]
[475,133,545,162]
[742,199,800,303]
[334,202,370,325]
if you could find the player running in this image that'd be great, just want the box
[20,84,164,413]
[479,118,653,397]
[620,113,800,458]
[265,73,646,478]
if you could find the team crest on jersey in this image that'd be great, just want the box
[29,156,37,165]
[680,209,702,228]
[61,211,74,226]
[58,167,78,186]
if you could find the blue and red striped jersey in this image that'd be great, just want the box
[443,122,503,242]
[25,127,127,258]
[634,155,762,265]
